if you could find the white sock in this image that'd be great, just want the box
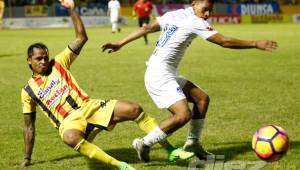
[186,119,205,144]
[112,22,117,32]
[143,127,168,146]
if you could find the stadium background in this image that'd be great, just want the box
[0,0,299,170]
[1,0,300,28]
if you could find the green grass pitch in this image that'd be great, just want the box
[0,22,299,169]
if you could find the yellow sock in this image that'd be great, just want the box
[134,112,158,133]
[74,139,121,168]
[134,112,175,152]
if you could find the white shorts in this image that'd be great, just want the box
[145,66,187,109]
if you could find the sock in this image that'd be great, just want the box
[186,119,205,144]
[143,127,168,147]
[134,112,157,133]
[74,139,121,168]
[134,112,175,152]
[112,22,117,32]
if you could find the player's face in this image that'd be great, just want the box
[27,48,49,75]
[192,0,213,20]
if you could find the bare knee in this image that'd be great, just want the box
[63,130,83,148]
[128,103,143,119]
[173,111,192,127]
[199,94,210,108]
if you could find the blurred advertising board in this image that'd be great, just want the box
[25,5,48,17]
[55,3,106,16]
[208,15,241,24]
[242,14,292,23]
[227,3,280,15]
[153,4,186,16]
[3,16,127,29]
[293,14,300,23]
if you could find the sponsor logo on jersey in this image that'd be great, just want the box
[37,78,60,100]
[46,85,69,108]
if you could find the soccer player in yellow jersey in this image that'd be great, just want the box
[20,0,193,169]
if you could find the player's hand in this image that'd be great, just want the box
[256,40,278,52]
[102,43,121,53]
[19,159,31,168]
[59,0,75,10]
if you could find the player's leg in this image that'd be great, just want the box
[62,129,134,170]
[142,16,150,44]
[133,74,196,162]
[181,80,212,159]
[134,99,194,161]
[117,17,121,32]
[111,100,193,162]
[110,101,175,150]
[111,21,117,33]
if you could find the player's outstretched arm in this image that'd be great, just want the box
[102,20,160,53]
[207,33,278,52]
[20,113,36,168]
[60,0,88,54]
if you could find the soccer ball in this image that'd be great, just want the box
[252,125,289,162]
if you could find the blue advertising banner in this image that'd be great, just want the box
[55,3,106,16]
[227,3,280,15]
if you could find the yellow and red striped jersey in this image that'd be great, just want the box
[21,47,89,128]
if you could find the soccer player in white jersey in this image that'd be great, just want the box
[108,0,121,33]
[102,0,277,162]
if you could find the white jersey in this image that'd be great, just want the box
[108,0,120,22]
[147,7,218,71]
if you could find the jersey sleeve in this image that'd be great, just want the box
[21,88,36,114]
[156,12,169,29]
[54,46,78,70]
[192,20,218,40]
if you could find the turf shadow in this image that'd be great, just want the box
[205,140,299,161]
[207,141,253,161]
[87,147,192,169]
[32,154,81,165]
[0,53,21,58]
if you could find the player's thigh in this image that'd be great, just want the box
[168,98,190,116]
[182,80,208,103]
[59,116,86,141]
[110,100,142,123]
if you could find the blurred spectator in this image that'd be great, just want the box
[108,0,121,33]
[133,0,153,44]
[0,0,4,27]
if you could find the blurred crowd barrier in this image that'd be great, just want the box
[1,1,300,28]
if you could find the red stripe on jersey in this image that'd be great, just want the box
[55,104,69,118]
[53,61,89,101]
[34,76,44,86]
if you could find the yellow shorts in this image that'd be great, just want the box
[59,99,118,139]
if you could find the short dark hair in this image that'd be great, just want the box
[27,43,49,71]
[27,43,48,58]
